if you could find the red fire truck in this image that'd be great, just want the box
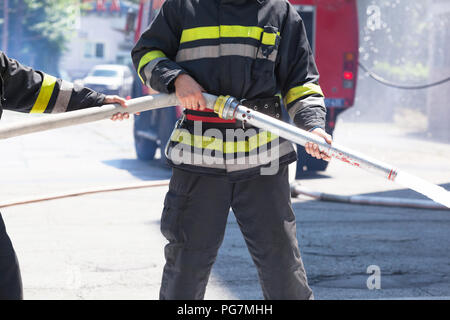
[131,0,359,175]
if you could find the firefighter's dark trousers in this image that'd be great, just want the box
[159,166,313,300]
[0,213,23,300]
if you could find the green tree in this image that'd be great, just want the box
[1,0,79,75]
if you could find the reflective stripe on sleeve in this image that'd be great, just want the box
[30,73,57,114]
[51,80,74,114]
[284,83,324,105]
[137,50,167,84]
[287,95,326,120]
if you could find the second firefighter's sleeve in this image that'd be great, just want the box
[131,0,186,93]
[1,53,105,114]
[276,4,326,131]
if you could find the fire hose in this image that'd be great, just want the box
[290,183,448,211]
[0,180,446,210]
[0,93,449,209]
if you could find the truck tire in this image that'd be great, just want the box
[134,112,158,161]
[157,108,177,166]
[134,134,157,161]
[296,145,329,177]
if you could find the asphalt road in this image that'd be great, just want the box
[0,110,449,300]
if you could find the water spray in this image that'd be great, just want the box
[0,93,448,208]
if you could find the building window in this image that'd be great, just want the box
[95,43,104,58]
[84,42,105,59]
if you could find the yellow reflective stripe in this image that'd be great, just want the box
[30,74,57,114]
[137,50,166,83]
[261,32,278,46]
[180,26,220,43]
[224,131,278,154]
[285,83,324,105]
[170,129,279,153]
[220,25,262,41]
[180,25,280,45]
[171,129,223,151]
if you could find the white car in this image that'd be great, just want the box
[80,64,134,97]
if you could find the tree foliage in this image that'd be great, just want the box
[1,0,79,74]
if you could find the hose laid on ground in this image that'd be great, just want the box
[1,178,447,211]
[0,180,170,209]
[290,183,449,211]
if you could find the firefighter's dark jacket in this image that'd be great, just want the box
[132,0,326,131]
[0,51,106,120]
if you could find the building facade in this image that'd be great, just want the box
[60,0,137,81]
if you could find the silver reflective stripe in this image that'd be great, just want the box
[51,80,73,114]
[226,140,294,172]
[287,95,326,120]
[143,57,169,88]
[176,45,220,62]
[220,44,257,59]
[176,44,278,63]
[167,144,227,169]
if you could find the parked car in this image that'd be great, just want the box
[79,64,134,97]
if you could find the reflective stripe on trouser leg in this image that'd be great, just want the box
[231,166,313,300]
[0,213,23,300]
[159,169,232,300]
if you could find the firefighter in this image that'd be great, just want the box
[0,50,128,300]
[132,0,332,300]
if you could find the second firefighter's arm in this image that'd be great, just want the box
[0,53,107,114]
[131,0,186,94]
[276,3,327,132]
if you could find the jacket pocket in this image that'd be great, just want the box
[160,190,188,243]
[252,25,281,80]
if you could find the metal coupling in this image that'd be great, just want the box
[213,95,240,120]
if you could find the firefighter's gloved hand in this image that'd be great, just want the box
[174,74,207,111]
[106,95,130,121]
[305,128,332,161]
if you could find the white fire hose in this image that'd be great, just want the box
[0,93,449,209]
[290,183,448,211]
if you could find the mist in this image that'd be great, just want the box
[343,0,449,142]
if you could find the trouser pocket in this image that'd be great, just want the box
[160,190,188,243]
